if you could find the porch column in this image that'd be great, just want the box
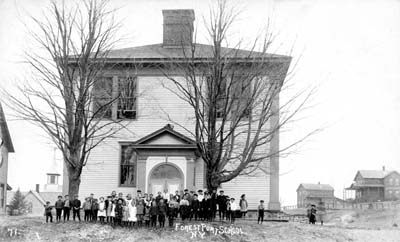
[186,157,195,191]
[268,97,280,211]
[137,157,147,192]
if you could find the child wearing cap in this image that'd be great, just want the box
[258,200,265,224]
[44,201,53,223]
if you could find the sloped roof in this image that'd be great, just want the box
[94,43,291,63]
[297,183,334,191]
[0,103,14,153]
[127,124,196,149]
[355,170,396,180]
[39,192,62,203]
[7,190,60,205]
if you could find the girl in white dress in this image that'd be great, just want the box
[98,197,107,224]
[128,199,137,227]
[109,200,116,225]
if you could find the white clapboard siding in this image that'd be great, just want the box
[77,74,275,208]
[221,172,270,210]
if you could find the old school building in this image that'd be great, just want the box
[63,9,291,210]
[0,103,14,215]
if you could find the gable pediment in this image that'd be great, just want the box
[133,124,196,147]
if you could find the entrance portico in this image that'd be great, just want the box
[122,124,198,194]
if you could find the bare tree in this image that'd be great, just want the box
[162,0,316,192]
[0,0,126,197]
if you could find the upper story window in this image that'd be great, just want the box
[212,76,251,119]
[389,178,394,185]
[93,76,138,120]
[395,179,399,186]
[117,77,137,120]
[93,77,113,119]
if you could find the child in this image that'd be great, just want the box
[109,200,116,225]
[225,196,231,222]
[168,197,179,227]
[239,194,248,219]
[91,198,99,222]
[190,194,200,221]
[44,201,53,223]
[158,199,167,228]
[144,204,151,227]
[257,200,265,224]
[179,194,190,221]
[72,195,81,221]
[63,195,71,222]
[149,200,158,228]
[83,197,92,222]
[128,199,137,227]
[55,195,64,222]
[136,200,145,227]
[106,196,113,223]
[98,197,106,224]
[229,198,238,224]
[115,199,124,226]
[122,202,129,226]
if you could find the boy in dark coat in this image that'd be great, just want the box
[158,199,167,228]
[190,194,200,221]
[210,190,217,220]
[91,199,99,222]
[55,195,64,222]
[217,190,227,220]
[149,200,159,228]
[71,195,81,221]
[114,199,124,226]
[257,200,265,224]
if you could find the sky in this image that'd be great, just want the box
[1,0,400,206]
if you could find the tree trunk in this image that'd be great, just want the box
[65,155,82,197]
[68,173,81,198]
[206,167,220,193]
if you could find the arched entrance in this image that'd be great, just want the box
[148,163,184,195]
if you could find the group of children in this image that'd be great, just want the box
[44,189,267,227]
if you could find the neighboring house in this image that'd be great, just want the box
[0,103,15,215]
[348,167,400,202]
[297,183,335,208]
[7,188,60,216]
[63,9,291,210]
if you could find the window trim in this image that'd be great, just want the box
[92,75,139,121]
[119,145,137,187]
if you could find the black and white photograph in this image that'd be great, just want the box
[0,0,399,241]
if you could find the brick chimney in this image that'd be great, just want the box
[162,9,195,47]
[36,184,40,193]
[383,166,386,171]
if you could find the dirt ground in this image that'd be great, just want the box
[0,209,400,242]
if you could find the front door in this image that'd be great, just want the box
[148,163,183,195]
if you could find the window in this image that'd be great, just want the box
[92,76,138,119]
[50,175,56,184]
[0,184,4,208]
[93,77,113,118]
[117,77,137,119]
[396,179,399,186]
[390,178,394,186]
[120,145,137,187]
[212,76,251,119]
